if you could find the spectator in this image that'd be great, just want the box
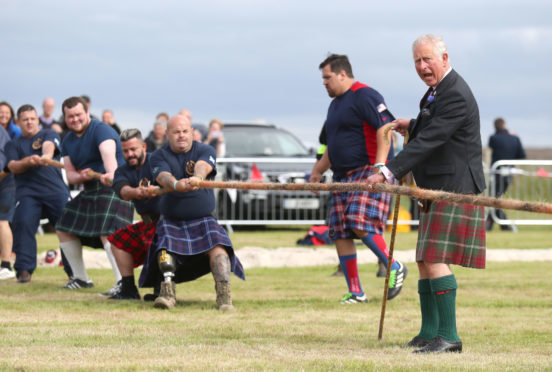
[156,112,169,124]
[0,101,21,139]
[193,128,203,142]
[38,97,63,134]
[203,118,225,157]
[179,109,192,123]
[55,96,134,293]
[139,114,245,310]
[486,117,526,231]
[102,109,122,135]
[0,124,16,280]
[5,104,70,283]
[145,119,168,153]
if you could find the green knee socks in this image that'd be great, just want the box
[430,275,460,342]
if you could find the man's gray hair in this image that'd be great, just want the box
[413,34,447,60]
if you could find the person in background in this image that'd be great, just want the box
[156,112,169,124]
[0,124,16,280]
[0,101,21,139]
[203,118,225,157]
[55,96,134,294]
[145,119,168,153]
[309,53,406,304]
[5,104,70,283]
[193,128,203,142]
[486,117,526,231]
[368,34,485,354]
[102,109,122,135]
[38,97,63,134]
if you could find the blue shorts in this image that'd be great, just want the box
[0,188,16,222]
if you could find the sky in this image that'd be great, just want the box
[2,0,551,148]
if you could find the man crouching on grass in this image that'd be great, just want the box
[139,114,244,311]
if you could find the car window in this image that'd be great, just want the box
[224,127,309,157]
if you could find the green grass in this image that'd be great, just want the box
[1,258,551,371]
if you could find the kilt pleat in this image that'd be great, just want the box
[329,165,392,239]
[416,201,486,268]
[108,220,157,267]
[138,216,245,287]
[55,181,134,248]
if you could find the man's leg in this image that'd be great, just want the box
[154,249,177,309]
[414,262,462,353]
[100,236,123,296]
[0,220,14,280]
[109,247,140,300]
[57,230,92,288]
[208,245,234,311]
[335,238,367,303]
[12,197,42,282]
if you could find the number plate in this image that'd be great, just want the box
[283,199,320,209]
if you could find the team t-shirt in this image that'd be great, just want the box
[150,142,217,220]
[325,81,395,178]
[112,153,161,216]
[5,129,69,199]
[61,119,125,172]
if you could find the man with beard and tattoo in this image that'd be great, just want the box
[140,114,244,310]
[107,128,162,300]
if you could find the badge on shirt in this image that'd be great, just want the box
[139,178,150,187]
[32,138,43,150]
[185,160,196,176]
[209,155,215,165]
[377,103,387,113]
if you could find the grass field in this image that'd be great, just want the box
[1,229,551,371]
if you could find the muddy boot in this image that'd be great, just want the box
[215,281,234,311]
[154,281,176,309]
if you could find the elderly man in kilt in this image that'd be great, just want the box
[55,96,134,293]
[140,114,244,311]
[310,53,407,304]
[368,34,486,354]
[108,128,162,300]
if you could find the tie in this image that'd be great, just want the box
[419,87,434,109]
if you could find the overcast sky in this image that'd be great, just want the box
[2,0,551,147]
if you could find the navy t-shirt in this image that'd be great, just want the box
[61,119,125,172]
[0,126,15,192]
[5,129,69,199]
[112,153,161,216]
[325,81,395,178]
[150,142,217,220]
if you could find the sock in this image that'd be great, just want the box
[430,275,460,342]
[1,261,12,271]
[360,234,399,271]
[417,279,439,341]
[338,254,363,296]
[104,242,122,283]
[59,240,89,281]
[121,275,137,293]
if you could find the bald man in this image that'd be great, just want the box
[139,114,244,310]
[39,98,62,134]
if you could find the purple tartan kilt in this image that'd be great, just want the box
[138,216,245,288]
[329,164,392,239]
[55,181,134,248]
[108,220,157,267]
[416,200,486,269]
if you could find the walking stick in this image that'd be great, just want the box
[378,124,408,340]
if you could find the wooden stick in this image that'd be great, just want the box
[86,169,113,185]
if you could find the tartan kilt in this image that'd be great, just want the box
[416,200,486,269]
[108,220,157,267]
[329,164,393,239]
[55,181,134,248]
[138,216,245,288]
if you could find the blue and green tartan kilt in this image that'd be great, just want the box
[416,200,486,269]
[55,181,134,249]
[138,216,245,288]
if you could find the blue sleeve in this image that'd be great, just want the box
[357,89,395,130]
[93,122,118,147]
[196,143,217,177]
[4,141,18,164]
[112,165,130,186]
[150,149,172,180]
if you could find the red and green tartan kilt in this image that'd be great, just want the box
[416,200,486,269]
[108,220,157,267]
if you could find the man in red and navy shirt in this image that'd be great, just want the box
[310,54,407,304]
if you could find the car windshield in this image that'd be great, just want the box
[224,126,309,157]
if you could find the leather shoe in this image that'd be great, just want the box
[413,336,462,354]
[18,270,31,284]
[404,335,430,348]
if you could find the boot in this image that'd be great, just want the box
[215,281,234,311]
[154,281,176,309]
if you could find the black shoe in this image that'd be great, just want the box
[63,278,94,289]
[404,335,430,348]
[413,336,462,354]
[17,270,32,284]
[109,290,140,300]
[387,261,407,300]
[143,282,160,302]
